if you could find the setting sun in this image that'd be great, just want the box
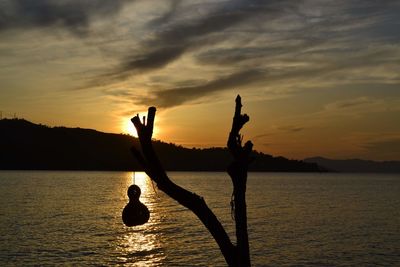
[123,118,138,137]
[122,117,160,138]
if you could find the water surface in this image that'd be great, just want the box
[0,171,399,266]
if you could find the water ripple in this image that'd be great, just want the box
[0,171,399,266]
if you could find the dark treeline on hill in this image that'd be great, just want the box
[0,119,321,172]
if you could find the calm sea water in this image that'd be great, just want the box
[0,171,399,266]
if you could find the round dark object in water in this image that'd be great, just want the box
[122,185,150,227]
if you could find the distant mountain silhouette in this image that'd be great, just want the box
[304,157,400,173]
[0,118,321,171]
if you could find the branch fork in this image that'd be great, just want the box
[130,95,252,266]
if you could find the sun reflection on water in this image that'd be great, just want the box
[117,172,165,266]
[127,172,150,198]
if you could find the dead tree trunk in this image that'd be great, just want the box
[227,95,252,266]
[130,95,252,266]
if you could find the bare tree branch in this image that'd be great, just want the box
[130,95,252,266]
[131,107,237,266]
[227,95,252,266]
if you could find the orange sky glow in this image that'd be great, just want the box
[1,0,399,161]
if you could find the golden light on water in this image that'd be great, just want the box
[123,171,154,206]
[118,172,165,265]
[129,171,151,197]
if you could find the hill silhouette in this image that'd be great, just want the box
[0,119,321,171]
[304,157,400,173]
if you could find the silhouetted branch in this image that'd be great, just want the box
[130,95,252,266]
[131,107,236,266]
[227,95,252,266]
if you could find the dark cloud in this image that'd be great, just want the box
[109,42,396,109]
[136,69,265,108]
[146,0,182,27]
[312,1,400,44]
[195,43,307,66]
[106,0,398,109]
[120,45,186,73]
[196,43,400,90]
[194,1,400,66]
[6,0,398,112]
[0,0,133,35]
[107,0,297,77]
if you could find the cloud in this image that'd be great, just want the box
[99,0,298,79]
[0,0,133,35]
[119,45,186,74]
[277,126,304,133]
[3,0,400,113]
[322,96,400,117]
[78,0,399,111]
[253,126,303,141]
[135,69,266,108]
[324,97,378,110]
[146,0,182,27]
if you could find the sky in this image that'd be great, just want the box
[1,0,399,161]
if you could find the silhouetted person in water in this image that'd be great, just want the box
[122,185,150,226]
